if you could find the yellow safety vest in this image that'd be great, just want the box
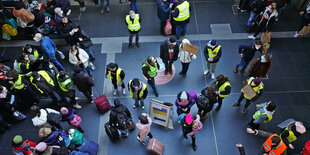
[33,49,43,60]
[12,74,25,90]
[280,128,297,143]
[252,109,272,123]
[244,77,263,99]
[56,74,72,92]
[108,68,123,85]
[216,81,231,98]
[208,45,221,58]
[129,80,147,98]
[30,71,55,94]
[173,1,190,21]
[126,14,141,31]
[142,61,158,78]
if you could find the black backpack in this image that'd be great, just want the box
[197,95,213,112]
[115,111,129,130]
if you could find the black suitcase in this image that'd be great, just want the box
[105,122,119,141]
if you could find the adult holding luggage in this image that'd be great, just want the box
[172,0,190,40]
[198,85,217,119]
[203,39,222,79]
[157,0,172,35]
[109,99,132,137]
[105,63,126,96]
[280,121,306,150]
[128,78,148,109]
[142,56,160,97]
[248,101,277,130]
[125,10,141,48]
[213,74,231,111]
[160,36,179,75]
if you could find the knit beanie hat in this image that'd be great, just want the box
[36,142,47,152]
[138,114,148,124]
[253,78,262,85]
[13,135,22,144]
[295,122,306,134]
[38,127,52,138]
[169,36,177,43]
[54,7,62,14]
[185,114,193,125]
[180,91,188,100]
[60,107,68,115]
[210,39,217,46]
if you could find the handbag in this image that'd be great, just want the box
[45,109,61,125]
[69,114,82,127]
[164,19,172,35]
[69,129,84,146]
[2,24,18,36]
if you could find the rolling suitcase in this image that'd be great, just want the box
[105,122,119,141]
[94,86,111,114]
[147,138,164,155]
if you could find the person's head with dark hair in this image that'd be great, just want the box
[147,56,156,66]
[58,71,66,78]
[266,101,277,111]
[216,74,230,84]
[254,40,262,50]
[31,105,41,116]
[18,53,29,62]
[269,1,277,11]
[14,2,23,10]
[6,70,19,81]
[61,17,68,24]
[131,78,142,90]
[107,63,118,71]
[23,44,33,54]
[114,99,121,107]
[271,136,281,146]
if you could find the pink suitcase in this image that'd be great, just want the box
[94,94,111,114]
[147,138,164,155]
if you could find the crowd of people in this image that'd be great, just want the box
[0,0,309,154]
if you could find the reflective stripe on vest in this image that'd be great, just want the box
[108,68,123,85]
[129,80,147,98]
[252,109,272,123]
[216,81,231,98]
[57,74,72,92]
[30,76,44,94]
[244,77,263,99]
[280,128,297,143]
[208,45,221,58]
[38,71,54,86]
[142,61,158,78]
[173,1,190,21]
[263,134,287,155]
[13,74,25,90]
[126,14,141,31]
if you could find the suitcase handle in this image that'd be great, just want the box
[93,85,101,98]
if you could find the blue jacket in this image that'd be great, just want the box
[44,129,69,145]
[157,0,171,21]
[40,36,56,57]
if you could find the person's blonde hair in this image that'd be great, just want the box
[193,121,199,129]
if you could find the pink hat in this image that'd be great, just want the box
[185,114,193,125]
[60,107,68,115]
[295,122,306,134]
[36,142,47,152]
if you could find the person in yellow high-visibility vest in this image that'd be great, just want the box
[172,0,190,39]
[233,77,264,114]
[105,63,126,96]
[203,39,222,79]
[142,56,160,97]
[23,44,44,61]
[280,121,306,150]
[213,74,231,111]
[17,53,32,76]
[248,101,277,130]
[128,78,148,109]
[125,10,141,48]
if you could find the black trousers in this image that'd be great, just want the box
[253,23,266,37]
[160,20,166,35]
[113,81,126,89]
[216,97,224,109]
[129,32,139,44]
[82,89,92,102]
[181,62,190,74]
[237,93,251,109]
[182,126,196,145]
[247,118,260,130]
[163,59,174,72]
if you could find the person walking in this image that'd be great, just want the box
[175,91,195,115]
[128,78,148,109]
[69,45,93,76]
[293,3,310,38]
[248,101,277,130]
[213,74,231,111]
[234,40,263,77]
[280,121,306,150]
[109,99,132,137]
[157,0,172,35]
[33,33,65,71]
[233,77,264,114]
[100,0,110,14]
[248,2,278,40]
[105,63,126,96]
[178,39,196,76]
[172,0,190,39]
[247,0,266,27]
[71,66,94,103]
[136,113,153,144]
[179,114,202,151]
[198,85,218,119]
[142,56,159,97]
[248,54,272,77]
[125,10,141,48]
[160,36,179,75]
[128,0,138,13]
[203,39,222,79]
[72,23,95,61]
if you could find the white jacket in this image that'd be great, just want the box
[178,42,197,63]
[69,47,89,68]
[32,108,60,127]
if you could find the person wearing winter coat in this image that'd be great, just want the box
[280,121,306,150]
[160,36,179,75]
[39,128,69,147]
[13,2,35,23]
[69,45,92,76]
[175,91,195,115]
[157,0,172,35]
[247,0,266,27]
[248,101,277,130]
[57,17,75,46]
[12,135,37,155]
[31,105,62,129]
[172,0,191,39]
[54,7,65,26]
[203,39,222,79]
[294,3,310,38]
[33,33,64,71]
[179,114,199,151]
[105,63,126,96]
[198,85,218,119]
[128,78,148,109]
[234,40,263,77]
[53,0,71,16]
[60,107,84,133]
[213,74,231,111]
[178,39,196,75]
[72,23,95,61]
[71,65,94,103]
[136,113,153,144]
[109,99,132,136]
[248,54,272,77]
[248,2,278,40]
[142,56,159,97]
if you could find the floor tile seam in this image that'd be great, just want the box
[1,47,6,56]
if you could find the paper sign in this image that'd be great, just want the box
[241,84,256,100]
[183,43,199,55]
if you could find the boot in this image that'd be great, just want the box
[183,133,188,139]
[233,66,238,73]
[192,143,197,151]
[241,70,247,77]
[215,106,221,111]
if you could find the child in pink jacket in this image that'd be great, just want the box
[136,113,153,144]
[189,114,203,137]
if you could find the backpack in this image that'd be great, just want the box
[197,95,211,110]
[115,110,129,130]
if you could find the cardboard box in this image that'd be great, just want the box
[241,84,256,100]
[183,43,199,55]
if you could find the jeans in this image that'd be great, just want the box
[247,11,258,26]
[236,58,250,71]
[130,1,138,13]
[147,77,158,94]
[84,47,95,59]
[84,65,92,77]
[48,50,64,70]
[129,32,139,44]
[181,62,190,74]
[134,99,144,106]
[207,62,217,73]
[100,0,110,9]
[175,23,188,39]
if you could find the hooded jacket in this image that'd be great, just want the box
[238,41,263,62]
[109,102,132,127]
[178,39,197,63]
[71,67,94,92]
[136,116,152,141]
[69,47,89,69]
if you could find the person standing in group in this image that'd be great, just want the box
[179,114,202,151]
[280,121,307,150]
[128,78,148,109]
[157,0,172,35]
[136,113,153,145]
[248,2,278,40]
[234,40,263,77]
[105,63,126,96]
[248,101,277,130]
[172,0,190,40]
[125,10,141,48]
[213,74,231,111]
[160,36,179,75]
[203,39,222,79]
[175,91,195,115]
[142,56,160,97]
[100,0,110,14]
[69,45,93,77]
[248,54,272,77]
[198,85,218,119]
[233,77,264,114]
[178,39,196,76]
[72,23,95,61]
[128,0,138,13]
[71,65,94,103]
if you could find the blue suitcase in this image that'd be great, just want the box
[75,138,99,155]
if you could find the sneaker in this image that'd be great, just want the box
[136,43,140,48]
[80,7,86,12]
[128,44,133,48]
[133,104,138,108]
[113,89,117,95]
[57,50,65,60]
[89,62,95,71]
[136,136,140,141]
[73,104,82,109]
[211,73,215,79]
[293,32,300,38]
[248,35,256,40]
[91,91,94,97]
[233,66,238,73]
[232,102,240,106]
[75,97,80,100]
[66,9,71,16]
[241,108,247,114]
[203,69,209,75]
[215,106,221,111]
[100,9,104,14]
[141,106,145,110]
[106,7,110,12]
[90,100,94,104]
[240,10,246,12]
[122,88,126,95]
[192,144,197,151]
